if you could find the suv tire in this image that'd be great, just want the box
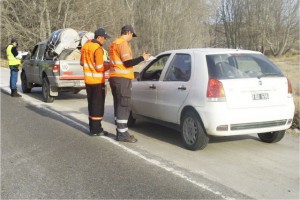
[21,71,32,93]
[258,130,285,143]
[42,76,54,103]
[181,110,209,150]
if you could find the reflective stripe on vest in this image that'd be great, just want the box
[110,68,133,74]
[84,72,104,77]
[6,45,21,65]
[109,37,134,80]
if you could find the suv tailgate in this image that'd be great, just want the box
[59,60,84,80]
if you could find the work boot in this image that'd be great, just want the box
[89,127,104,136]
[11,89,22,97]
[116,132,138,143]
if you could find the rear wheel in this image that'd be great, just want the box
[181,110,209,150]
[258,130,285,143]
[21,71,32,93]
[42,76,54,103]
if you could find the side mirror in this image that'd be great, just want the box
[134,72,141,81]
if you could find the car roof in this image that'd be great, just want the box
[160,48,262,55]
[36,40,48,45]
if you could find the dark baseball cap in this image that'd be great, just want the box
[94,28,111,39]
[121,24,137,37]
[11,38,17,43]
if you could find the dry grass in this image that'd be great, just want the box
[270,54,300,129]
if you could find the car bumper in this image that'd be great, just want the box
[51,79,86,88]
[195,101,295,136]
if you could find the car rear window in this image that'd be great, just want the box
[206,54,284,79]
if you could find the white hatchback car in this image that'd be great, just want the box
[129,48,295,150]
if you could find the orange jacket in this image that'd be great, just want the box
[109,37,134,80]
[81,40,109,84]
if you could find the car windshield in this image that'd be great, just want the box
[206,54,284,79]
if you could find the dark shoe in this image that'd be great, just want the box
[11,89,21,97]
[89,132,101,136]
[89,128,104,136]
[116,134,138,143]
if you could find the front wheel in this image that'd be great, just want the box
[181,110,209,150]
[21,71,32,93]
[258,130,285,143]
[42,76,54,103]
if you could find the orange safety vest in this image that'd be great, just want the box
[81,41,106,84]
[109,37,134,80]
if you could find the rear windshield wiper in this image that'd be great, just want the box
[259,73,283,78]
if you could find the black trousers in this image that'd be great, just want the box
[109,77,131,136]
[86,83,106,134]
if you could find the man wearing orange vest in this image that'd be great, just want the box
[109,24,151,142]
[81,28,110,136]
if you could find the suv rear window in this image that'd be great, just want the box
[206,54,284,79]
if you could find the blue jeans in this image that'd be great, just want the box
[9,65,19,89]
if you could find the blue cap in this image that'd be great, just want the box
[11,38,17,43]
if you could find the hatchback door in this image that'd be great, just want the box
[206,53,289,109]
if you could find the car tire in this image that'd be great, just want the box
[42,76,54,103]
[21,71,32,93]
[257,130,285,143]
[127,111,136,127]
[181,110,209,150]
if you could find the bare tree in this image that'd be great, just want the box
[265,0,299,56]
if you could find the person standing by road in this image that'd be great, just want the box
[80,28,111,136]
[109,24,151,142]
[6,38,22,97]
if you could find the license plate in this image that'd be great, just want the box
[252,93,269,100]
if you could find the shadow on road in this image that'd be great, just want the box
[1,88,260,148]
[20,88,87,102]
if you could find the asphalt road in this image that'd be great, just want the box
[1,67,299,199]
[1,89,249,199]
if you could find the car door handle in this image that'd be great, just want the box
[149,84,156,89]
[178,85,186,90]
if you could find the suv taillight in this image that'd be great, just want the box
[53,64,60,73]
[207,78,225,98]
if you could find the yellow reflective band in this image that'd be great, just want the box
[89,116,103,120]
[121,53,130,58]
[84,72,104,77]
[116,119,128,123]
[95,64,103,69]
[110,68,133,74]
[111,60,123,65]
[117,128,128,133]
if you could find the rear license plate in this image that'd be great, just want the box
[252,93,269,100]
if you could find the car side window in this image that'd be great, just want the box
[37,44,46,60]
[164,54,191,81]
[31,45,39,60]
[140,54,170,81]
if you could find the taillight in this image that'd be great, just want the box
[287,78,293,94]
[53,64,60,73]
[207,78,226,98]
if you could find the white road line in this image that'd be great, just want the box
[1,81,234,200]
